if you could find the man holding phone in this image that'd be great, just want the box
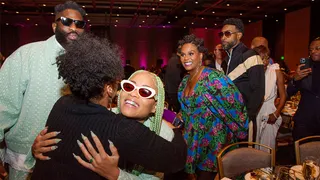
[287,37,320,141]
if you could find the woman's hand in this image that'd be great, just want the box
[32,127,61,160]
[73,131,120,180]
[267,113,277,124]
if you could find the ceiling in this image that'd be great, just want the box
[0,0,315,28]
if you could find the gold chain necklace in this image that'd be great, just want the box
[188,66,201,83]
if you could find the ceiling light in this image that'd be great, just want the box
[6,23,9,25]
[16,11,19,14]
[116,19,118,22]
[212,11,215,14]
[43,4,46,6]
[87,19,90,22]
[248,20,251,22]
[86,13,88,16]
[51,12,54,15]
[205,27,207,29]
[227,4,230,6]
[195,1,198,4]
[114,24,117,27]
[147,14,149,17]
[257,6,260,9]
[89,24,92,27]
[159,0,162,1]
[240,13,242,16]
[184,9,187,12]
[168,21,171,24]
[265,14,267,17]
[191,22,194,25]
[119,6,121,9]
[139,25,142,27]
[152,8,155,10]
[284,8,287,11]
[276,19,279,22]
[142,20,145,23]
[35,24,38,26]
[201,17,204,20]
[27,18,30,20]
[1,2,5,5]
[117,14,119,16]
[175,16,178,19]
[82,5,85,8]
[214,23,217,26]
[184,26,186,29]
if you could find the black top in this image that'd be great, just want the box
[287,59,320,139]
[225,42,265,118]
[32,95,187,180]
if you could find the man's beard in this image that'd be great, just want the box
[55,27,79,48]
[222,39,237,51]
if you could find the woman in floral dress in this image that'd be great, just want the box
[177,34,249,179]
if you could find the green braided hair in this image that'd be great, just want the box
[117,70,165,135]
[117,70,165,176]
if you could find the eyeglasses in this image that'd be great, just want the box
[218,31,238,38]
[309,46,320,52]
[120,80,156,99]
[56,16,86,29]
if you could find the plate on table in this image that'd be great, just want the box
[289,165,320,180]
[245,169,272,180]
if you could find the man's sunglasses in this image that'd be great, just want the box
[120,80,156,99]
[56,16,86,29]
[218,31,238,38]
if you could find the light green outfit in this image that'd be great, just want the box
[0,35,64,179]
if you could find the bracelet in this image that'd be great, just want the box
[272,112,278,119]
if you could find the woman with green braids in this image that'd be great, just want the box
[29,34,186,179]
[32,69,179,180]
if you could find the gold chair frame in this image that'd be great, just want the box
[217,141,276,178]
[294,135,320,165]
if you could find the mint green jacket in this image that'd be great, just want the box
[0,35,64,169]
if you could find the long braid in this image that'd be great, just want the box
[118,70,165,175]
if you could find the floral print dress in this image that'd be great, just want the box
[178,67,249,174]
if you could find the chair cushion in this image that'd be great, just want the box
[222,147,271,178]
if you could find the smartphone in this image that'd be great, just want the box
[300,58,311,70]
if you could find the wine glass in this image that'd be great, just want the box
[302,156,319,180]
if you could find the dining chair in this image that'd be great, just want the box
[294,135,320,165]
[217,141,275,179]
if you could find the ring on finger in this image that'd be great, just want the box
[89,158,94,163]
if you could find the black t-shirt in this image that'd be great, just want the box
[312,61,320,95]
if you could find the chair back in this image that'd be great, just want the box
[217,142,275,178]
[294,135,320,164]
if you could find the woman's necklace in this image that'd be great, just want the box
[188,66,201,83]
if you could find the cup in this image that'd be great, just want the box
[302,156,319,180]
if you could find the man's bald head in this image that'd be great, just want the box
[251,37,269,49]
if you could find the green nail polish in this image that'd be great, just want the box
[72,153,78,159]
[51,146,58,150]
[55,131,61,136]
[81,133,87,140]
[77,140,82,147]
[90,131,96,137]
[55,139,62,143]
[108,139,114,147]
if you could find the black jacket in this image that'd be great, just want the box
[225,42,265,118]
[287,60,320,126]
